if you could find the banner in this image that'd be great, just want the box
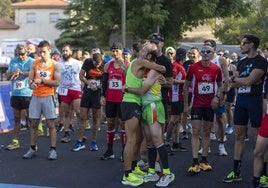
[0,83,13,133]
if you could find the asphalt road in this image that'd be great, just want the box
[0,121,256,188]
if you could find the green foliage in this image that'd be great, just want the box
[214,0,268,47]
[55,0,96,51]
[56,0,248,48]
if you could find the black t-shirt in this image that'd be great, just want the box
[82,58,103,90]
[156,55,173,101]
[237,55,268,96]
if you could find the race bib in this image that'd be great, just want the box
[108,79,122,89]
[198,82,213,94]
[88,79,100,87]
[238,86,251,94]
[13,81,25,90]
[58,88,68,96]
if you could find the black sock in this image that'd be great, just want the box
[193,158,199,165]
[234,160,241,175]
[132,160,137,170]
[156,144,169,169]
[50,147,56,150]
[253,176,260,187]
[125,170,132,177]
[30,145,36,151]
[65,131,69,136]
[200,156,207,163]
[147,146,157,169]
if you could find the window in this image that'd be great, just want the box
[26,13,36,23]
[49,13,59,23]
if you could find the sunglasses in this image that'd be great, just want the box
[201,49,212,54]
[240,41,251,46]
[18,53,26,56]
[167,52,173,55]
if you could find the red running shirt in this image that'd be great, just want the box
[186,61,222,108]
[105,61,126,102]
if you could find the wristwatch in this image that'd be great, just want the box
[124,87,129,93]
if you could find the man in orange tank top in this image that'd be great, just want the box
[23,40,61,160]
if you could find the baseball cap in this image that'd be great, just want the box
[165,47,175,54]
[111,42,123,50]
[176,48,187,59]
[149,33,164,44]
[123,48,131,55]
[91,48,101,54]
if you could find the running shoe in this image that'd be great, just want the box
[137,159,149,171]
[100,150,115,160]
[225,125,234,135]
[171,142,188,152]
[165,144,174,155]
[198,147,211,155]
[199,161,212,171]
[210,132,217,140]
[188,164,200,176]
[219,145,228,156]
[188,164,200,175]
[71,141,86,152]
[222,171,242,183]
[144,172,159,183]
[89,141,99,151]
[155,161,162,173]
[61,135,71,143]
[156,173,175,187]
[23,148,36,159]
[6,139,20,150]
[48,149,57,160]
[260,175,268,188]
[56,123,64,132]
[122,173,144,186]
[132,166,146,178]
[182,131,189,140]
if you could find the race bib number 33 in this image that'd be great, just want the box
[108,79,122,89]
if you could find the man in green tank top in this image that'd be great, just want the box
[121,43,166,186]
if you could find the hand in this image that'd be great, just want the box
[157,75,166,84]
[211,96,220,110]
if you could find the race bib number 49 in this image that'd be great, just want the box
[198,82,213,94]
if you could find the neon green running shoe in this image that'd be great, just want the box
[122,172,144,186]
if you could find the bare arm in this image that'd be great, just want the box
[219,57,230,92]
[183,80,191,111]
[127,70,159,95]
[139,59,166,73]
[230,68,266,87]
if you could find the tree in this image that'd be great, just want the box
[0,0,26,20]
[55,0,96,51]
[56,0,250,48]
[214,0,268,47]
